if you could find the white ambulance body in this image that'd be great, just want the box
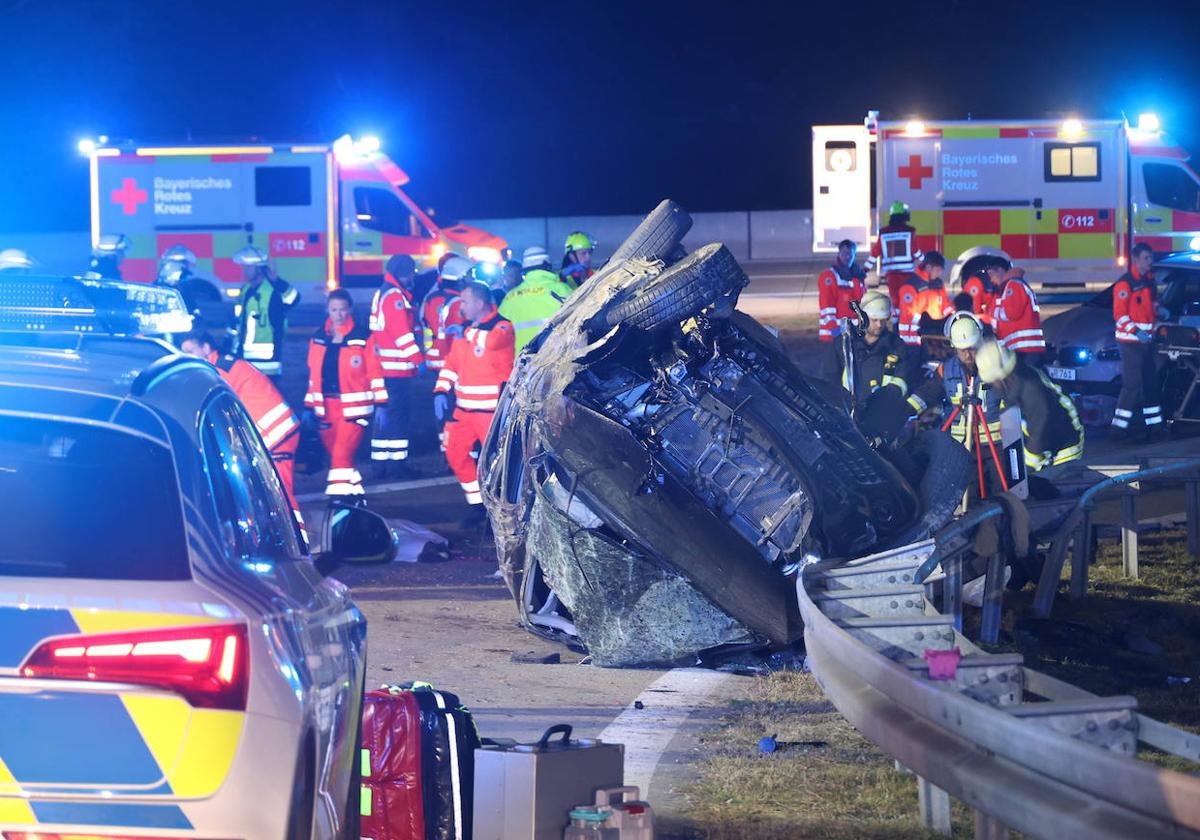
[813,114,1200,286]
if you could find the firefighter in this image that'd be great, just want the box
[1112,242,1166,437]
[178,330,301,504]
[421,255,471,370]
[897,251,952,348]
[993,267,1045,364]
[434,282,516,525]
[977,339,1083,472]
[368,254,424,477]
[833,290,914,446]
[522,245,553,273]
[232,246,300,379]
[498,259,574,354]
[560,230,596,287]
[0,249,35,273]
[865,201,923,306]
[86,233,129,280]
[817,239,866,379]
[908,312,1003,449]
[305,289,386,498]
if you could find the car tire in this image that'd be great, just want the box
[285,738,315,840]
[609,199,693,263]
[592,243,747,335]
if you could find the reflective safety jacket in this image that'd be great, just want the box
[909,356,1003,446]
[434,308,515,413]
[305,317,386,421]
[1000,366,1084,470]
[895,272,948,346]
[994,277,1045,354]
[208,351,299,451]
[498,269,574,353]
[962,275,997,326]
[369,278,423,378]
[420,281,463,369]
[235,276,300,374]
[865,223,923,280]
[834,329,912,407]
[1112,268,1157,343]
[817,262,866,342]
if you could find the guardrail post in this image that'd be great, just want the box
[944,553,963,632]
[1033,525,1072,618]
[974,810,1010,839]
[1121,491,1139,579]
[917,775,952,836]
[1186,478,1200,562]
[1069,509,1092,600]
[980,553,1005,643]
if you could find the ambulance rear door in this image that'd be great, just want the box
[812,125,873,253]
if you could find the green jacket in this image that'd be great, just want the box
[498,269,574,353]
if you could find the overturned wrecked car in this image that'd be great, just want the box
[480,201,965,667]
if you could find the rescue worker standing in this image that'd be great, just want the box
[233,246,300,379]
[1112,242,1165,436]
[817,239,866,378]
[369,254,424,476]
[179,331,301,505]
[993,267,1045,365]
[976,339,1083,472]
[832,290,914,446]
[909,313,1003,449]
[305,290,386,498]
[434,282,515,524]
[865,201,923,306]
[560,231,596,287]
[897,251,951,348]
[421,255,471,370]
[86,233,129,280]
[498,260,574,354]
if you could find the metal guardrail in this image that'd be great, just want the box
[799,531,1200,838]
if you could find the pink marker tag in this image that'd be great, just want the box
[924,647,962,680]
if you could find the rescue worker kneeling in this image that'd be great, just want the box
[832,290,913,446]
[434,282,516,525]
[909,312,1002,449]
[976,339,1083,474]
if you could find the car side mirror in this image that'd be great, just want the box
[315,503,398,575]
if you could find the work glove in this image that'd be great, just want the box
[302,408,318,427]
[433,392,449,422]
[561,262,587,280]
[1157,305,1171,320]
[374,406,390,429]
[443,323,464,340]
[1137,330,1152,344]
[351,417,369,428]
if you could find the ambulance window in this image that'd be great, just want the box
[824,141,857,172]
[1143,162,1200,212]
[354,186,430,237]
[1044,143,1100,182]
[255,166,312,206]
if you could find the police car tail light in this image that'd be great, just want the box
[20,623,249,711]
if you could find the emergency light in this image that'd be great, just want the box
[333,133,383,163]
[1138,113,1161,133]
[1061,118,1084,138]
[468,246,503,264]
[1189,236,1200,251]
[904,120,925,136]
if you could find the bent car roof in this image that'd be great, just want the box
[1154,250,1200,271]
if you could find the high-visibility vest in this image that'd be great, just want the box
[994,278,1045,353]
[209,352,299,451]
[420,283,463,368]
[434,309,515,413]
[817,264,865,342]
[498,269,574,353]
[236,277,300,372]
[866,224,923,276]
[305,318,386,420]
[1112,270,1156,343]
[369,280,423,378]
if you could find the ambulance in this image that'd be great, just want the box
[82,134,507,297]
[813,112,1200,286]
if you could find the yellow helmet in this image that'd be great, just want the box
[946,312,984,350]
[976,339,1016,384]
[564,231,595,253]
[860,290,892,320]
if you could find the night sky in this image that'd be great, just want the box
[2,0,1199,232]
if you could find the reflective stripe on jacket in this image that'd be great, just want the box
[434,308,515,413]
[498,269,574,353]
[1112,270,1156,343]
[305,317,386,419]
[210,352,299,451]
[994,278,1045,353]
[369,280,423,377]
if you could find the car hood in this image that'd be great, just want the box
[1042,304,1114,350]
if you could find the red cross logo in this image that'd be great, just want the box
[111,178,148,215]
[898,154,933,190]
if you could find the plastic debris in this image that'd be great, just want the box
[924,647,962,680]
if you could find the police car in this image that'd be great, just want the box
[0,277,389,838]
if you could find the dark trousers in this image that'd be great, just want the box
[1114,342,1162,429]
[372,376,417,460]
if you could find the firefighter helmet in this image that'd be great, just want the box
[232,246,269,267]
[861,289,892,320]
[440,255,472,281]
[160,244,197,268]
[522,245,551,270]
[94,233,130,256]
[0,248,35,271]
[158,261,185,287]
[564,231,596,254]
[888,201,910,217]
[976,339,1017,384]
[946,312,984,350]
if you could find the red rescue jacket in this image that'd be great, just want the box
[434,307,515,413]
[420,282,462,369]
[369,277,423,378]
[209,351,299,452]
[817,263,865,342]
[961,275,997,326]
[994,274,1045,353]
[1112,268,1157,343]
[866,223,923,280]
[305,317,386,420]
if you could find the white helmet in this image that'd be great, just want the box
[521,246,551,270]
[440,255,472,281]
[232,245,269,267]
[0,248,36,272]
[94,233,130,257]
[158,261,186,286]
[160,244,197,269]
[976,339,1017,384]
[860,290,892,320]
[946,312,984,350]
